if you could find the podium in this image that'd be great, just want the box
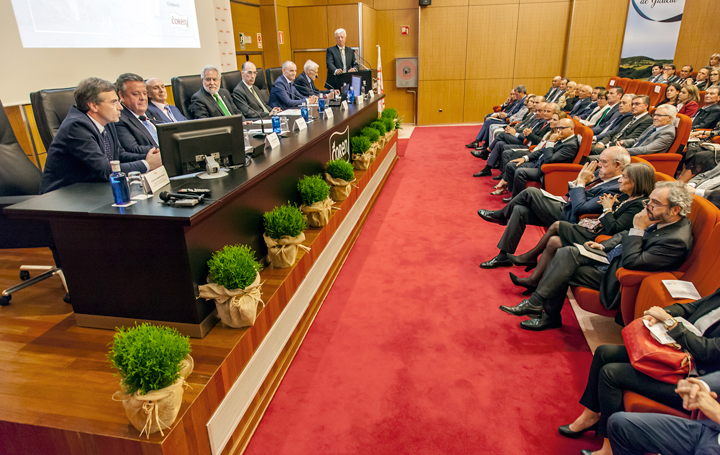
[331,69,374,93]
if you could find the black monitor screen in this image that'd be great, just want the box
[157,115,246,177]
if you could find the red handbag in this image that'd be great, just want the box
[621,318,693,384]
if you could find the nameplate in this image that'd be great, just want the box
[325,107,334,119]
[340,101,349,111]
[265,132,280,149]
[144,166,170,194]
[357,95,364,104]
[654,86,661,93]
[609,80,615,86]
[369,90,374,98]
[294,117,307,131]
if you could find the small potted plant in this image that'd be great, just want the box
[381,116,395,141]
[297,175,334,227]
[263,203,309,268]
[109,323,193,437]
[370,120,387,150]
[361,126,381,155]
[199,245,264,328]
[325,158,355,202]
[351,135,373,170]
[382,107,403,133]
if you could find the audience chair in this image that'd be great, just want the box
[623,391,690,419]
[607,77,622,89]
[649,83,667,107]
[265,67,283,90]
[254,67,267,92]
[632,113,691,175]
[30,88,76,150]
[625,80,640,95]
[690,71,699,80]
[221,70,242,92]
[698,91,707,108]
[636,81,652,97]
[170,74,203,119]
[0,99,68,306]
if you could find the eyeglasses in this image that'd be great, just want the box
[555,126,573,130]
[643,200,669,209]
[244,71,257,75]
[653,113,670,117]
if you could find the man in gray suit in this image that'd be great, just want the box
[622,104,678,156]
[231,62,281,119]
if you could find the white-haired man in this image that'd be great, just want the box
[269,61,318,110]
[621,104,678,156]
[188,65,241,119]
[325,28,358,90]
[295,60,339,99]
[231,61,281,118]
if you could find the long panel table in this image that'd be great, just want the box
[5,96,384,337]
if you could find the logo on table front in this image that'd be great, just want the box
[170,13,189,29]
[329,126,350,161]
[632,0,684,22]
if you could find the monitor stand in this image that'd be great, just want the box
[196,170,229,179]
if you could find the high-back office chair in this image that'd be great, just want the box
[265,67,283,90]
[221,70,242,92]
[0,99,68,306]
[30,88,76,150]
[170,75,203,119]
[254,67,267,92]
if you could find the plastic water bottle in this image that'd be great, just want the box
[348,86,355,104]
[109,160,131,205]
[271,114,281,134]
[300,102,309,122]
[361,81,367,99]
[318,94,325,114]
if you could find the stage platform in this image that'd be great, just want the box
[0,134,398,455]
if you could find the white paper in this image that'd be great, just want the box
[247,129,264,134]
[252,120,272,125]
[574,243,610,264]
[610,80,616,86]
[278,109,301,116]
[294,117,307,131]
[643,316,702,345]
[654,86,661,93]
[265,132,280,149]
[540,188,566,203]
[144,165,171,194]
[112,200,137,208]
[662,280,702,300]
[340,101,349,111]
[324,107,334,119]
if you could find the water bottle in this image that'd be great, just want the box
[361,81,367,99]
[109,160,131,205]
[348,85,355,104]
[300,102,309,122]
[271,114,281,134]
[318,94,325,114]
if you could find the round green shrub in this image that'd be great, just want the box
[108,323,191,395]
[361,127,380,142]
[263,203,306,239]
[298,175,330,205]
[207,245,263,290]
[370,121,387,136]
[381,117,394,133]
[351,136,371,154]
[326,159,354,182]
[381,108,397,119]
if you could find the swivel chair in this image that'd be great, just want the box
[30,87,76,150]
[170,74,203,119]
[221,70,243,92]
[265,67,283,90]
[254,67,268,92]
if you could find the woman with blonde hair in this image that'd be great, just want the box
[677,84,700,117]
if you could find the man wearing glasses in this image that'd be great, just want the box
[294,60,340,99]
[231,61,281,119]
[591,95,653,155]
[620,104,677,156]
[500,181,694,331]
[188,65,242,119]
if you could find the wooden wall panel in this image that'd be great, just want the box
[289,6,328,49]
[512,2,571,79]
[418,80,465,124]
[327,5,359,47]
[230,3,264,54]
[419,6,468,81]
[374,0,416,9]
[277,6,294,63]
[430,0,469,6]
[565,0,628,79]
[465,4,519,80]
[674,0,720,71]
[279,0,327,6]
[463,79,514,123]
[4,106,34,160]
[377,9,418,81]
[260,5,280,68]
[24,105,46,169]
[469,0,518,4]
[512,77,553,99]
[236,54,266,72]
[362,5,378,73]
[382,84,416,125]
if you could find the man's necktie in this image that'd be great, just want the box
[101,130,113,161]
[340,48,347,72]
[596,108,609,125]
[164,105,177,122]
[634,127,656,147]
[214,94,231,116]
[250,86,269,113]
[614,117,638,141]
[139,115,159,145]
[597,224,658,271]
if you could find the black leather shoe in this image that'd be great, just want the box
[520,312,562,331]
[492,174,502,180]
[499,299,542,316]
[580,450,595,455]
[473,169,492,177]
[509,272,537,294]
[502,197,512,203]
[471,150,489,159]
[507,253,537,272]
[558,422,599,439]
[465,141,479,149]
[477,209,506,225]
[481,254,513,269]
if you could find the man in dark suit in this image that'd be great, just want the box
[114,73,159,155]
[40,78,161,194]
[295,60,340,99]
[568,85,593,117]
[269,61,319,110]
[591,95,654,155]
[676,65,694,85]
[694,67,712,91]
[478,147,630,268]
[591,87,624,134]
[657,64,679,84]
[544,76,562,102]
[325,28,358,90]
[469,87,528,152]
[692,86,720,130]
[647,64,664,83]
[500,181,694,330]
[188,65,242,119]
[145,78,187,123]
[231,61,281,119]
[622,104,677,156]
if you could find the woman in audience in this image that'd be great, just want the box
[561,82,579,112]
[559,287,720,455]
[659,82,682,106]
[710,53,720,69]
[581,90,611,126]
[507,163,654,291]
[677,84,700,117]
[710,68,720,87]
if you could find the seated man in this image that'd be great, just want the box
[114,73,160,155]
[231,61,281,118]
[568,85,593,117]
[466,86,527,149]
[477,146,629,269]
[269,61,319,110]
[544,76,562,102]
[657,64,678,84]
[676,65,694,85]
[500,181,693,330]
[591,95,653,155]
[592,94,634,141]
[486,95,540,147]
[621,104,677,156]
[188,65,242,119]
[647,64,663,83]
[40,77,161,194]
[693,66,712,91]
[591,86,624,134]
[573,86,601,120]
[692,85,720,130]
[294,60,339,99]
[145,78,187,123]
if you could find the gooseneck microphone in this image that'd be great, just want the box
[160,191,205,203]
[353,49,372,70]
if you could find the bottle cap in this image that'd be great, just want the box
[110,160,121,172]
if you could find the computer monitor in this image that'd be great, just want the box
[351,75,362,96]
[157,115,246,178]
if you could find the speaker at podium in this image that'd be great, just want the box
[396,58,418,88]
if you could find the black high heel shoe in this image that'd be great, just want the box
[507,253,538,272]
[558,421,599,439]
[509,272,537,295]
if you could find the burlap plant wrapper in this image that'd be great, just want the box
[116,355,194,438]
[325,173,355,202]
[376,135,386,150]
[352,152,373,170]
[300,197,334,228]
[263,232,310,268]
[385,130,395,142]
[198,274,264,328]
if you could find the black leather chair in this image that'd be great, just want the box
[254,67,267,92]
[170,75,203,119]
[30,88,76,150]
[265,67,283,90]
[0,99,68,306]
[221,70,242,92]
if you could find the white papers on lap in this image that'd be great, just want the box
[278,109,301,116]
[662,280,702,300]
[574,243,609,264]
[643,317,702,345]
[540,189,567,203]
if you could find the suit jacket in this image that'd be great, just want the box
[624,124,676,156]
[606,113,654,145]
[516,112,537,131]
[269,76,306,109]
[188,87,241,119]
[657,75,679,84]
[596,197,648,236]
[599,217,693,310]
[695,80,709,91]
[594,110,629,137]
[693,103,720,130]
[690,164,720,188]
[547,89,566,104]
[325,45,359,89]
[294,72,329,97]
[145,102,187,123]
[679,101,700,118]
[569,97,592,116]
[40,106,147,194]
[648,74,662,83]
[115,106,157,155]
[576,101,598,120]
[527,135,579,167]
[519,119,551,145]
[232,81,273,118]
[583,104,613,126]
[559,176,622,223]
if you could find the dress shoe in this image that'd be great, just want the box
[477,209,506,225]
[473,169,492,177]
[509,272,537,293]
[490,187,508,196]
[520,312,562,331]
[499,299,542,316]
[580,450,595,455]
[471,150,487,158]
[465,141,479,149]
[502,197,512,203]
[492,175,502,180]
[558,422,599,439]
[507,253,537,272]
[480,254,513,269]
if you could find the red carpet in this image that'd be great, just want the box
[245,126,601,454]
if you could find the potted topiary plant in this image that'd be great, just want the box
[109,323,193,437]
[198,245,264,328]
[381,116,395,141]
[263,203,309,268]
[297,175,334,228]
[382,107,403,132]
[351,135,373,170]
[370,120,387,151]
[325,158,355,202]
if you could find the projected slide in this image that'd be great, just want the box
[11,0,200,48]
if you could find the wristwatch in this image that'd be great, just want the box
[663,317,677,329]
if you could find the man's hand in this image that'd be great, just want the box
[633,208,655,231]
[642,306,672,326]
[677,168,693,183]
[145,148,162,170]
[694,390,720,423]
[309,95,319,104]
[498,112,507,119]
[572,115,581,120]
[510,157,526,165]
[617,140,624,146]
[676,378,707,409]
[595,143,607,151]
[348,68,357,73]
[270,107,282,115]
[577,161,598,185]
[506,126,517,136]
[243,120,253,125]
[549,132,560,142]
[584,241,604,250]
[523,128,532,136]
[687,185,697,194]
[335,69,343,75]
